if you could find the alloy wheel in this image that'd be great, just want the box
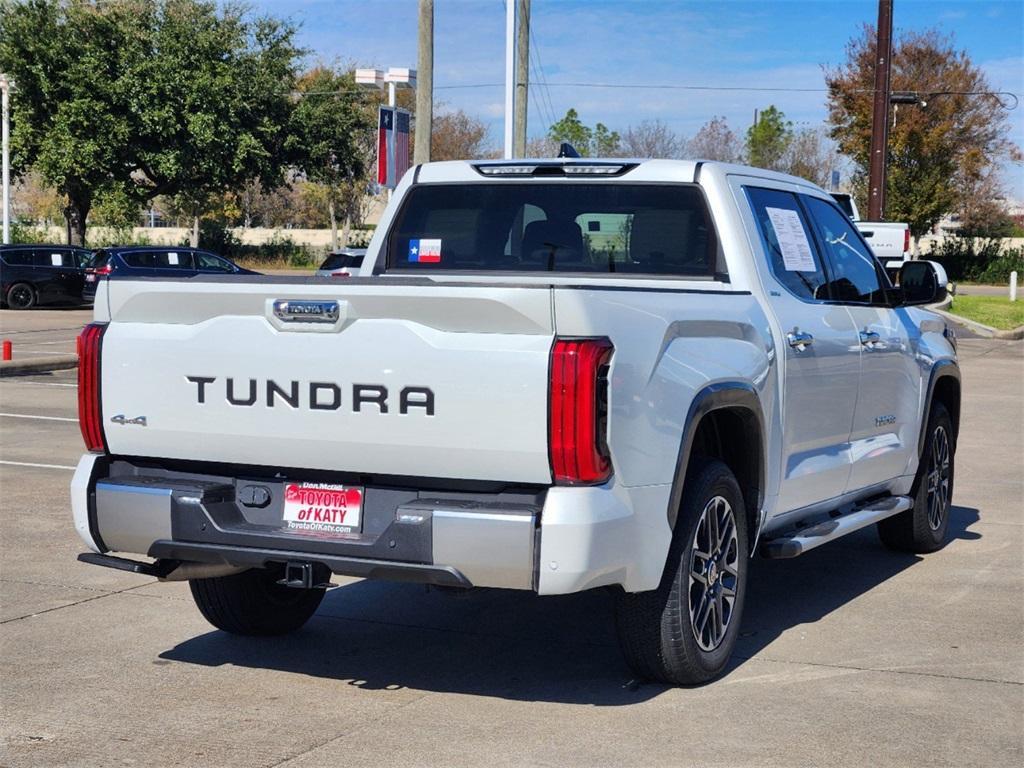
[926,425,951,531]
[688,495,740,651]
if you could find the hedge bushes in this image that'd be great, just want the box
[925,238,1024,283]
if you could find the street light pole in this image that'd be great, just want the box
[867,0,893,221]
[1,74,12,245]
[503,0,515,158]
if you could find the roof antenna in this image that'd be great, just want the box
[557,142,581,158]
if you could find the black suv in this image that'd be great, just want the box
[0,245,94,310]
[82,246,256,302]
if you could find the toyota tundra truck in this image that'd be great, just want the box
[72,158,960,685]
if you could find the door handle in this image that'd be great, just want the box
[786,331,814,350]
[859,330,882,347]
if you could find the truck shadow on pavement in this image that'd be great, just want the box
[159,505,980,705]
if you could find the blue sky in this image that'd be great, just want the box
[252,0,1023,197]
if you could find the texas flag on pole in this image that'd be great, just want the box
[377,106,411,189]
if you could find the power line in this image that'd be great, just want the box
[432,82,1021,104]
[528,25,557,129]
[290,84,1020,111]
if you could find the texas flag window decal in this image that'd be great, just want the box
[408,239,442,263]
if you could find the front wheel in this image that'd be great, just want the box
[878,402,954,553]
[189,566,325,636]
[615,458,748,685]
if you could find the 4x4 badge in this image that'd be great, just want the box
[110,414,147,426]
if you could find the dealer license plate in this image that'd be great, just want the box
[282,482,363,535]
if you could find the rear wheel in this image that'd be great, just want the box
[6,283,36,310]
[189,566,325,636]
[615,458,748,685]
[878,402,954,553]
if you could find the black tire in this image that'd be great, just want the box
[189,565,325,636]
[878,402,954,553]
[6,282,36,310]
[615,458,749,685]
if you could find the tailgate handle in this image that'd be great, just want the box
[273,299,340,323]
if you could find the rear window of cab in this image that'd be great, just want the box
[386,183,723,277]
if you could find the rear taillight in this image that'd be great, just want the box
[549,337,614,485]
[78,323,107,453]
[93,264,112,276]
[903,228,911,255]
[330,271,351,278]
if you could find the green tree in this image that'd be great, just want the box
[826,27,1021,237]
[745,106,793,170]
[0,0,301,245]
[548,109,592,154]
[547,108,620,157]
[593,122,621,157]
[285,66,371,249]
[0,0,140,244]
[130,0,301,246]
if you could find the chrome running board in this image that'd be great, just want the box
[760,495,912,559]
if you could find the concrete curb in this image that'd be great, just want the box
[931,307,1024,340]
[0,354,79,377]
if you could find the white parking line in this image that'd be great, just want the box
[0,460,76,470]
[12,339,78,346]
[0,412,78,422]
[6,349,76,356]
[0,381,77,387]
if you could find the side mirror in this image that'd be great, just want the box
[897,260,948,306]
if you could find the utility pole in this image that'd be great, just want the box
[513,0,530,157]
[503,0,515,159]
[1,74,11,245]
[414,0,433,164]
[867,0,893,221]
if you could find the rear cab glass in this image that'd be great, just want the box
[385,183,721,277]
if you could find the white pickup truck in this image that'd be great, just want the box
[73,159,959,684]
[830,192,911,276]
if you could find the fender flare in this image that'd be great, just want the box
[918,359,961,456]
[666,381,766,531]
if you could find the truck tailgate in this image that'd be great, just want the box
[100,279,554,484]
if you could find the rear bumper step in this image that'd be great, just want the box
[760,496,912,559]
[148,540,473,588]
[77,551,178,578]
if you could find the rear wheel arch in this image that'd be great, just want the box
[668,383,766,552]
[922,362,961,454]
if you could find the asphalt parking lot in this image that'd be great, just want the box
[1,308,1021,767]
